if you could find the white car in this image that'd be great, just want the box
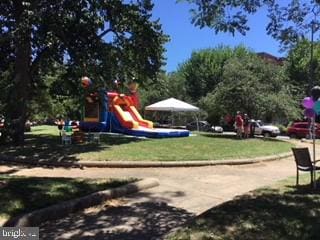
[252,120,280,137]
[211,126,224,133]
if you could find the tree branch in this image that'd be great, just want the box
[98,28,119,39]
[30,46,50,74]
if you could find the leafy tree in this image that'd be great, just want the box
[139,71,201,125]
[139,71,171,108]
[166,71,190,101]
[139,70,191,109]
[0,0,167,144]
[181,0,320,48]
[28,64,82,121]
[181,0,320,101]
[177,45,253,101]
[199,54,300,124]
[267,1,320,48]
[285,39,320,94]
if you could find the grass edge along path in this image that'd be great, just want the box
[166,174,320,240]
[0,175,135,226]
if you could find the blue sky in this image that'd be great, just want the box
[152,0,283,72]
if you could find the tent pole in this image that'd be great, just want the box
[171,111,174,127]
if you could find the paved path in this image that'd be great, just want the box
[0,141,317,239]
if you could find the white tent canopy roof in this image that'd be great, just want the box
[145,98,199,112]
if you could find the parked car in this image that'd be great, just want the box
[212,125,223,133]
[186,121,212,132]
[221,124,235,132]
[186,121,223,133]
[287,122,320,139]
[251,120,280,137]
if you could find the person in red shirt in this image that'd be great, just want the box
[235,111,244,139]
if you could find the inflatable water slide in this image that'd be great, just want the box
[79,91,189,138]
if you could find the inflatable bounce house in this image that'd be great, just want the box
[79,78,189,138]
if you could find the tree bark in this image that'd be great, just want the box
[9,0,32,145]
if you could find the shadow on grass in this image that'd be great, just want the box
[285,182,320,195]
[169,181,320,240]
[1,175,133,226]
[0,133,143,166]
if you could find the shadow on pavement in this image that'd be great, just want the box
[40,190,193,240]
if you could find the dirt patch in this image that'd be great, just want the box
[83,199,128,215]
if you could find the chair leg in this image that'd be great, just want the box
[296,169,299,186]
[310,170,314,186]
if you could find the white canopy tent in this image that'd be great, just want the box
[145,98,199,112]
[145,98,200,129]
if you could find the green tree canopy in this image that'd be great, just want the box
[0,0,167,144]
[199,54,300,124]
[177,45,253,101]
[285,39,320,94]
[139,70,189,109]
[181,0,320,48]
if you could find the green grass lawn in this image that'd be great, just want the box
[0,175,134,226]
[0,125,293,162]
[78,133,293,161]
[167,174,320,240]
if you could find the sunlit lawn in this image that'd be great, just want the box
[0,125,293,162]
[0,175,134,226]
[167,174,320,240]
[78,133,293,161]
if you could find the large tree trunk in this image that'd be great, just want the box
[10,43,31,144]
[9,0,32,145]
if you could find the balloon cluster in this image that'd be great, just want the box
[303,86,320,118]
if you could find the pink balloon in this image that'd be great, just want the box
[304,108,315,118]
[303,97,315,109]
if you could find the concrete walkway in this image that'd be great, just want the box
[0,141,317,239]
